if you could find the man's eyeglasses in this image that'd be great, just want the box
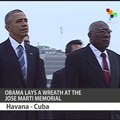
[91,29,112,35]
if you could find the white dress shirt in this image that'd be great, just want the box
[89,44,111,74]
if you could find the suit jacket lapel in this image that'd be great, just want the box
[4,40,25,85]
[107,50,119,87]
[25,44,34,86]
[85,45,107,85]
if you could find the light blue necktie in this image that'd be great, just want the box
[17,45,26,81]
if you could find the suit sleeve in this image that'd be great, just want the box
[39,58,47,88]
[34,49,47,88]
[65,53,80,88]
[51,72,57,88]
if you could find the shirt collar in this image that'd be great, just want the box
[89,44,108,58]
[9,36,25,51]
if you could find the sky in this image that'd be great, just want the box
[0,1,120,53]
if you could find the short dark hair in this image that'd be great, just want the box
[5,9,23,24]
[65,39,83,54]
[24,40,30,44]
[24,35,30,44]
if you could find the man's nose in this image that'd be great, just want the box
[22,20,28,26]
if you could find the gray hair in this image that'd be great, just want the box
[5,9,23,24]
[89,21,109,32]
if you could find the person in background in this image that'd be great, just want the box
[65,21,120,120]
[50,39,83,120]
[51,39,83,88]
[23,35,30,44]
[0,9,47,120]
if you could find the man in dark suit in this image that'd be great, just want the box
[51,39,83,88]
[65,21,120,119]
[0,9,47,120]
[50,40,83,120]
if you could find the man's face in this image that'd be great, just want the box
[89,22,111,52]
[24,36,30,44]
[71,44,82,52]
[6,12,29,42]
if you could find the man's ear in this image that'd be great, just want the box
[88,32,92,38]
[5,24,11,32]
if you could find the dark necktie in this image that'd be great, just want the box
[17,45,26,80]
[101,53,110,84]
